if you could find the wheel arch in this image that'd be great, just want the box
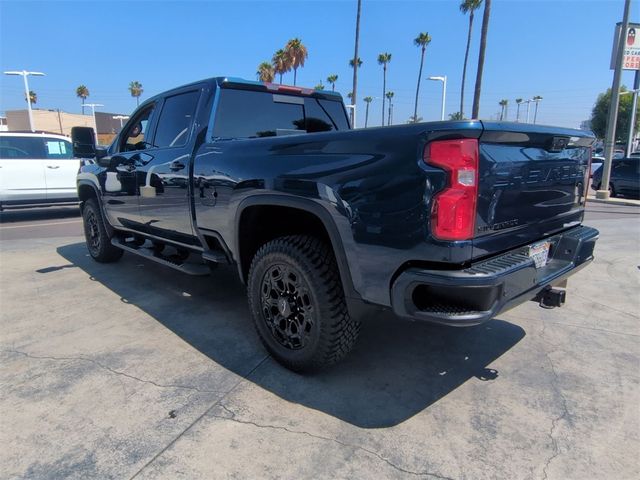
[235,195,359,301]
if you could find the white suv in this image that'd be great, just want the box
[0,132,79,210]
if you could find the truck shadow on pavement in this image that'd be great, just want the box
[57,242,525,429]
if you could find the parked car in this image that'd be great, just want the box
[591,157,640,198]
[590,155,604,177]
[0,132,79,210]
[71,77,599,372]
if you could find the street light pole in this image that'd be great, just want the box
[4,70,46,132]
[525,99,533,123]
[84,103,104,144]
[428,75,447,121]
[112,115,130,130]
[598,0,632,200]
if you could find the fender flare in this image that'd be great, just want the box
[76,178,115,236]
[234,194,360,301]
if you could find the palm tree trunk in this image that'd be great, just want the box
[279,73,283,84]
[413,46,426,122]
[516,104,520,122]
[382,66,387,126]
[365,103,369,128]
[534,102,539,124]
[351,0,362,127]
[293,68,297,86]
[332,83,335,92]
[388,102,392,125]
[136,96,140,107]
[460,12,474,118]
[82,97,85,115]
[472,0,491,119]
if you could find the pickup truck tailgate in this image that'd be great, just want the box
[473,122,593,259]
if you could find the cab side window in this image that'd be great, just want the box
[120,105,155,152]
[154,91,200,148]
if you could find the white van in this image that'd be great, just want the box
[0,132,79,210]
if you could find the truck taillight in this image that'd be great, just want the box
[424,138,479,241]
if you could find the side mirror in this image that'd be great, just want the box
[71,126,96,158]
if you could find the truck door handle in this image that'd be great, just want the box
[46,165,60,169]
[170,161,186,171]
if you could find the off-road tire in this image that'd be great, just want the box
[247,235,360,372]
[82,198,123,263]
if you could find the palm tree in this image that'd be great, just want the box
[129,81,144,107]
[327,74,338,92]
[314,82,325,91]
[386,91,395,125]
[459,0,482,118]
[413,32,432,123]
[257,62,275,82]
[499,99,508,120]
[351,0,363,126]
[515,98,523,122]
[349,57,363,69]
[378,53,392,126]
[76,85,89,114]
[449,111,464,120]
[284,38,308,86]
[363,96,373,127]
[272,49,291,84]
[472,0,492,118]
[532,95,543,124]
[25,90,37,105]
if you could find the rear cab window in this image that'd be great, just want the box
[212,88,349,139]
[0,136,72,159]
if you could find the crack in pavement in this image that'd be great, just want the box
[3,349,222,394]
[212,404,456,480]
[539,327,571,480]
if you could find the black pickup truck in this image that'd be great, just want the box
[72,77,598,371]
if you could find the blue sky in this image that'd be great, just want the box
[0,0,635,128]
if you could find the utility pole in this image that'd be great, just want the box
[598,0,632,200]
[626,71,639,157]
[525,99,533,123]
[351,0,362,128]
[84,103,104,145]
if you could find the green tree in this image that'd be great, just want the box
[408,115,423,123]
[285,38,308,86]
[459,0,482,118]
[272,49,291,84]
[386,91,394,125]
[472,0,491,118]
[129,81,143,106]
[76,85,89,114]
[413,32,432,123]
[449,111,464,120]
[314,81,325,91]
[515,98,523,121]
[499,99,508,120]
[363,96,373,128]
[257,62,275,82]
[25,90,37,105]
[377,53,392,126]
[327,74,338,92]
[590,87,639,141]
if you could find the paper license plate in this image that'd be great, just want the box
[528,242,550,269]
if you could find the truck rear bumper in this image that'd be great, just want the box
[390,225,599,326]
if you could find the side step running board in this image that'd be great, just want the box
[111,238,210,276]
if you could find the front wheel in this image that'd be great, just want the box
[247,235,360,372]
[82,198,123,263]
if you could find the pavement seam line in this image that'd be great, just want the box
[213,403,456,480]
[540,323,571,480]
[127,355,270,480]
[4,349,222,394]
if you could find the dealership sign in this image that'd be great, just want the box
[611,22,640,71]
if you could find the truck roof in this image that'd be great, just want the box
[141,77,344,106]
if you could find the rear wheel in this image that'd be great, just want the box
[82,198,123,263]
[247,235,360,372]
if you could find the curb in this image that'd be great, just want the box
[586,198,640,207]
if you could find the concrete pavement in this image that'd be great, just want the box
[1,203,638,479]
